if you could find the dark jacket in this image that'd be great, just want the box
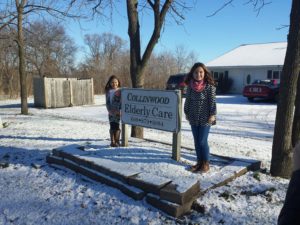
[184,83,216,126]
[278,169,300,225]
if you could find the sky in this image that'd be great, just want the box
[65,0,292,65]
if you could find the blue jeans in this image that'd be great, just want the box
[191,125,211,162]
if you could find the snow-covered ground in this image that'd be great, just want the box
[0,95,289,225]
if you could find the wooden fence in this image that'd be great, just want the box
[33,77,94,108]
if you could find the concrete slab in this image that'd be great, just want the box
[46,140,261,218]
[53,145,141,183]
[46,155,145,200]
[128,173,172,194]
[200,160,250,192]
[160,179,200,205]
[146,193,194,218]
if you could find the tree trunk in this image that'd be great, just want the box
[126,0,172,138]
[126,0,144,138]
[270,0,300,178]
[292,73,300,146]
[17,0,28,115]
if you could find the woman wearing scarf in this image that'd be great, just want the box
[184,62,217,173]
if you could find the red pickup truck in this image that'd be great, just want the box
[243,79,280,102]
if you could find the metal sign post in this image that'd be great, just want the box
[172,91,182,161]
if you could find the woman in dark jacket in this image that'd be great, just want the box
[184,62,217,173]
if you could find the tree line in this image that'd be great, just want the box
[0,20,196,98]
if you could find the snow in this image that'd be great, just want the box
[206,42,287,67]
[0,95,289,224]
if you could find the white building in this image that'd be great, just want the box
[206,42,287,94]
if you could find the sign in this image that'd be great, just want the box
[121,88,180,132]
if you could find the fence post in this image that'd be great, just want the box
[43,77,48,108]
[91,78,94,104]
[69,79,73,106]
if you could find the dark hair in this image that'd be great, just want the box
[104,75,121,93]
[184,62,215,86]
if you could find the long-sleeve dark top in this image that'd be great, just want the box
[278,169,300,225]
[184,84,217,126]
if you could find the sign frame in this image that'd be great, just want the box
[121,88,182,161]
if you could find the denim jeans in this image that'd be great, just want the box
[191,125,211,162]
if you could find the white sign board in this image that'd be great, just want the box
[121,88,180,132]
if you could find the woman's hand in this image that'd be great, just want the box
[208,115,216,124]
[185,115,189,121]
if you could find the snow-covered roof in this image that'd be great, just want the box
[206,42,287,67]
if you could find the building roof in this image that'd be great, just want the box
[206,42,287,67]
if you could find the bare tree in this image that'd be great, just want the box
[84,34,102,62]
[17,0,27,114]
[0,0,81,114]
[81,29,192,94]
[84,0,191,137]
[26,20,77,78]
[101,32,127,74]
[0,29,19,97]
[174,45,197,73]
[143,48,196,90]
[82,32,127,93]
[126,0,190,138]
[270,0,300,178]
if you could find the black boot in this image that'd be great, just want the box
[110,129,116,147]
[114,129,121,147]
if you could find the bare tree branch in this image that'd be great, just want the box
[276,24,289,30]
[141,0,172,68]
[168,1,192,24]
[147,0,154,8]
[207,0,234,17]
[24,4,80,18]
[244,0,272,16]
[0,16,18,31]
[208,0,272,17]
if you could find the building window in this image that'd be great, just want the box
[219,72,224,80]
[273,71,279,79]
[213,72,219,79]
[247,74,251,84]
[224,71,228,79]
[267,70,282,79]
[267,70,272,79]
[213,71,228,80]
